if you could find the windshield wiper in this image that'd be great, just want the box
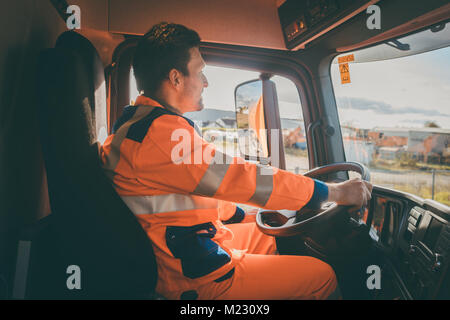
[385,39,410,51]
[430,23,446,33]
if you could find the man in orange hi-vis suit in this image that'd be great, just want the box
[100,22,373,300]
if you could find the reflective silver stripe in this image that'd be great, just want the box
[193,150,233,197]
[248,165,273,207]
[121,194,219,215]
[103,106,154,173]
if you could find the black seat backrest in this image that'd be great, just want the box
[36,31,156,299]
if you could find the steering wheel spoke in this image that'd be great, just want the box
[256,162,370,237]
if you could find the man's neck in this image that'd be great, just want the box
[146,94,182,115]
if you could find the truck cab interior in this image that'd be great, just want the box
[0,0,449,300]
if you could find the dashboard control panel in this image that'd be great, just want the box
[399,206,449,299]
[278,0,375,49]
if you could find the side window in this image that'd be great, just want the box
[331,41,450,206]
[272,76,308,173]
[129,65,309,171]
[190,67,309,171]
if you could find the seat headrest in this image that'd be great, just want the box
[37,48,96,155]
[55,31,107,144]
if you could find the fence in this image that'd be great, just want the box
[369,168,449,203]
[289,164,450,205]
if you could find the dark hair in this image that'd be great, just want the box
[132,22,201,96]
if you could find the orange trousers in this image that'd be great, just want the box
[194,222,339,300]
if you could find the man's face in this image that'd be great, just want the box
[177,47,208,113]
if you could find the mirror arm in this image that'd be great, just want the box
[306,120,321,169]
[262,79,286,170]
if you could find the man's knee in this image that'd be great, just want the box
[310,259,338,300]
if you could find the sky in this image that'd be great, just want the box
[202,66,303,120]
[202,66,260,111]
[201,45,450,130]
[131,45,450,130]
[330,45,450,129]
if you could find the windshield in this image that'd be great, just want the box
[331,24,450,206]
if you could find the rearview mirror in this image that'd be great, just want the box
[234,80,269,160]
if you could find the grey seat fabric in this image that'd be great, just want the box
[35,31,157,299]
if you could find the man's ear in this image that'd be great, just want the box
[168,68,183,90]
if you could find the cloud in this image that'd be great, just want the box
[336,96,450,118]
[277,89,301,104]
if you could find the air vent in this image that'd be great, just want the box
[404,207,423,241]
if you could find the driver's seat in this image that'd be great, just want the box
[34,31,157,299]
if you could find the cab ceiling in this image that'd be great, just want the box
[68,0,450,54]
[70,0,287,50]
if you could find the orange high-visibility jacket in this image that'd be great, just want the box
[100,95,328,298]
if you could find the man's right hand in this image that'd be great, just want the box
[326,178,373,212]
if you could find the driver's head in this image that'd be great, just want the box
[133,22,208,114]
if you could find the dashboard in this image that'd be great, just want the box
[364,186,449,299]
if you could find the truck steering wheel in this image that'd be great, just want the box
[256,162,370,237]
